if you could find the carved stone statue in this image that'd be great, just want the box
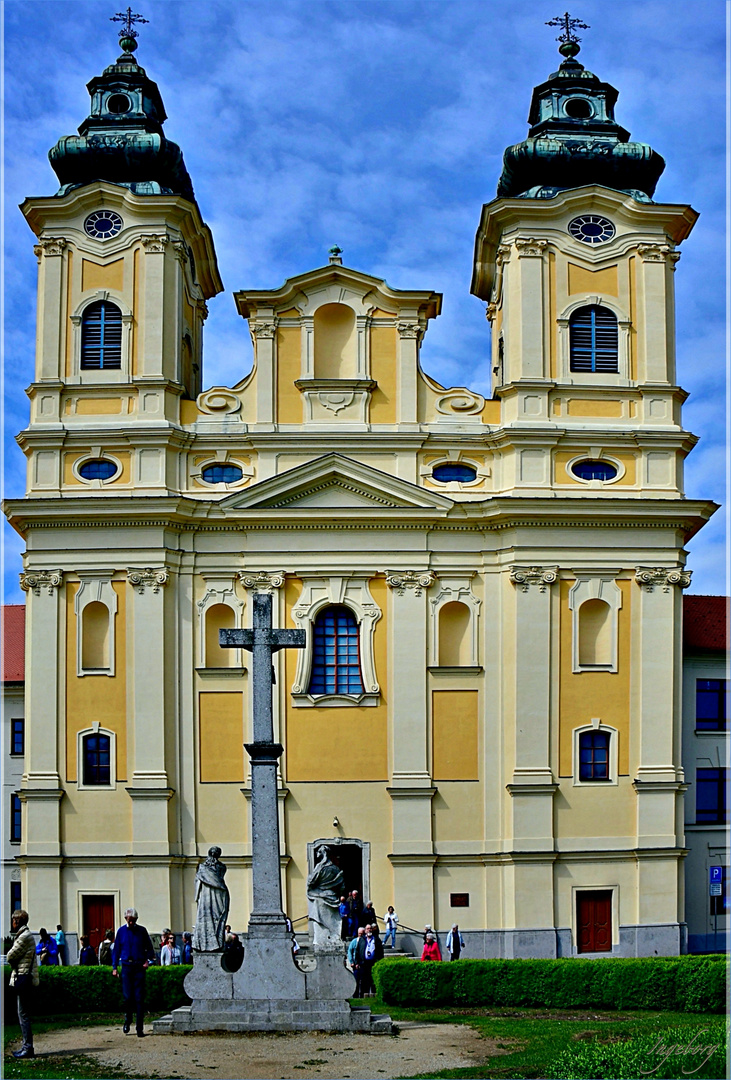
[306,845,344,948]
[193,846,230,952]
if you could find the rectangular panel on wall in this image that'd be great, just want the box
[199,692,245,782]
[432,690,478,781]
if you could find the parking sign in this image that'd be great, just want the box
[709,866,723,884]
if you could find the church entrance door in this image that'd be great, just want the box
[334,843,364,899]
[83,895,115,953]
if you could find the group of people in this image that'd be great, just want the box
[338,891,399,947]
[34,925,66,966]
[420,923,466,962]
[32,924,194,967]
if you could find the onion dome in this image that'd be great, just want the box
[48,18,194,202]
[497,32,664,202]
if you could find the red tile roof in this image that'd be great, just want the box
[683,595,728,653]
[2,605,25,682]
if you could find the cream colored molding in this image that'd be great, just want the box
[568,574,622,673]
[509,566,558,592]
[295,378,376,423]
[239,570,285,593]
[434,388,485,417]
[557,295,631,383]
[397,321,420,340]
[253,322,277,339]
[291,575,382,706]
[76,721,117,791]
[635,566,691,592]
[386,570,436,596]
[74,571,118,677]
[71,449,123,487]
[33,237,67,260]
[572,720,619,787]
[196,389,242,416]
[190,451,254,489]
[429,575,481,667]
[141,234,169,253]
[197,574,245,668]
[637,243,680,265]
[126,568,169,594]
[70,291,133,381]
[20,570,63,595]
[564,452,626,487]
[514,237,548,257]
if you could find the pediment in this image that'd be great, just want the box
[219,454,453,512]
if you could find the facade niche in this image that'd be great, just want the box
[313,303,357,379]
[578,598,612,666]
[81,601,110,669]
[569,576,622,673]
[438,601,472,666]
[205,603,236,668]
[75,575,118,676]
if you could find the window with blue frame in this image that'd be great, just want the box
[81,301,123,369]
[11,718,24,756]
[569,305,619,373]
[696,679,728,731]
[696,768,728,824]
[579,729,610,781]
[308,606,364,696]
[10,794,21,842]
[83,732,111,786]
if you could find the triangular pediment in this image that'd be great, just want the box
[219,454,453,512]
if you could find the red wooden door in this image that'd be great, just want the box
[577,891,612,953]
[83,895,115,953]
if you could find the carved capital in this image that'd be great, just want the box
[253,322,276,340]
[386,570,436,596]
[515,237,547,258]
[171,239,188,264]
[397,321,420,340]
[20,570,63,596]
[495,243,512,265]
[509,566,558,592]
[238,570,285,593]
[34,238,67,260]
[635,567,692,593]
[141,234,168,253]
[485,301,497,323]
[127,567,169,593]
[637,243,675,264]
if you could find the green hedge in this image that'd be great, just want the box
[372,956,727,1013]
[3,964,191,1022]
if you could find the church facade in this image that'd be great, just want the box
[5,25,716,957]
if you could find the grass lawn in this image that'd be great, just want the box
[3,1014,157,1080]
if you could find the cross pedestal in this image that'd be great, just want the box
[155,589,390,1034]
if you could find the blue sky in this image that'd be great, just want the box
[2,0,726,602]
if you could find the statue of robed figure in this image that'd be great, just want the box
[193,846,230,952]
[306,844,344,947]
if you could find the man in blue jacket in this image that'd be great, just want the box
[111,908,156,1036]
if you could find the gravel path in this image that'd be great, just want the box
[20,1020,506,1079]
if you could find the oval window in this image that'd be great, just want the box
[565,97,593,119]
[571,460,618,482]
[432,463,477,483]
[78,459,118,481]
[201,463,243,484]
[107,93,131,114]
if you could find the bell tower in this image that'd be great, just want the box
[19,13,222,491]
[471,18,697,499]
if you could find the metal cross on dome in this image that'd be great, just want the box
[111,7,149,40]
[546,12,589,45]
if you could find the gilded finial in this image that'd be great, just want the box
[111,7,149,53]
[545,12,589,59]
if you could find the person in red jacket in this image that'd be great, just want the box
[420,932,442,961]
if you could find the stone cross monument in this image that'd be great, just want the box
[154,585,390,1033]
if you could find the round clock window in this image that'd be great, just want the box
[84,211,124,240]
[568,215,615,245]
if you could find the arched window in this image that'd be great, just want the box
[81,601,110,669]
[205,604,236,668]
[313,303,357,379]
[309,606,364,695]
[438,601,472,666]
[82,732,111,786]
[578,729,611,781]
[578,599,612,666]
[81,300,123,369]
[569,305,618,373]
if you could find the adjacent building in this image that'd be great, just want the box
[4,27,718,957]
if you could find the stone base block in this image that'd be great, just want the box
[153,1001,392,1034]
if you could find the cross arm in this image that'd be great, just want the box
[220,628,306,652]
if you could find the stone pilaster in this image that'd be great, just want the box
[33,240,67,381]
[396,321,421,424]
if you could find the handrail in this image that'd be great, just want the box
[287,913,431,936]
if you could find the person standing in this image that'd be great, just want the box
[160,932,181,965]
[79,935,98,964]
[339,895,349,940]
[55,924,67,965]
[98,930,115,965]
[8,909,39,1059]
[347,890,362,939]
[357,924,384,996]
[446,924,465,961]
[383,906,398,949]
[181,932,193,964]
[112,907,155,1037]
[36,927,59,965]
[420,932,442,961]
[360,900,378,930]
[347,926,365,996]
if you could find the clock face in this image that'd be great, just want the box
[84,210,123,240]
[568,215,615,245]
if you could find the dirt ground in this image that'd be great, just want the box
[21,1019,508,1079]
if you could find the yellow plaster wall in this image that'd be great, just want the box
[61,788,131,844]
[369,327,397,424]
[277,307,301,318]
[65,249,74,377]
[284,577,388,781]
[566,399,623,418]
[132,248,140,374]
[65,581,127,782]
[74,398,124,415]
[481,400,501,424]
[554,451,636,487]
[276,327,302,424]
[567,263,619,297]
[432,782,482,842]
[433,690,479,780]
[555,778,635,838]
[434,863,487,930]
[199,692,245,782]
[628,255,637,380]
[81,258,124,294]
[558,579,631,776]
[180,400,202,425]
[196,786,248,846]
